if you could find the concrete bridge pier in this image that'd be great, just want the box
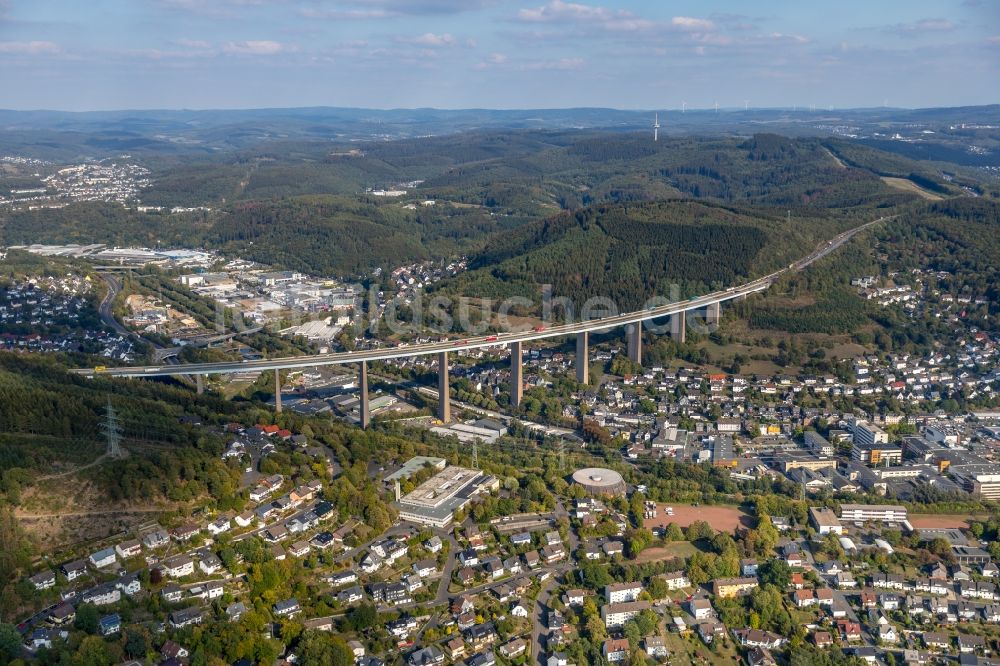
[706,302,721,326]
[274,370,282,414]
[510,341,523,408]
[627,323,642,365]
[359,361,370,429]
[195,374,204,395]
[576,332,589,384]
[438,351,451,423]
[671,311,686,343]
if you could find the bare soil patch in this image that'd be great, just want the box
[643,503,752,533]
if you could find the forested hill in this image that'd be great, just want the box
[0,131,975,279]
[433,199,851,312]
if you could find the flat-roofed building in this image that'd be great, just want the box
[853,421,889,448]
[385,456,447,483]
[851,441,902,466]
[396,466,496,528]
[804,431,834,456]
[839,504,907,524]
[949,464,1000,500]
[776,452,837,473]
[809,507,843,535]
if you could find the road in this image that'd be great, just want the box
[98,272,181,368]
[97,274,133,339]
[532,576,557,666]
[73,217,887,379]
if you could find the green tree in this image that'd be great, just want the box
[626,528,653,558]
[345,603,377,632]
[74,603,100,634]
[75,634,115,666]
[124,628,150,658]
[757,559,792,589]
[297,630,354,666]
[685,520,715,542]
[665,522,684,542]
[0,623,21,663]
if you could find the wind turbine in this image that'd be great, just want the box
[744,100,749,112]
[681,101,687,114]
[714,101,719,113]
[653,112,660,142]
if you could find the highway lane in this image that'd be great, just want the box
[75,216,886,379]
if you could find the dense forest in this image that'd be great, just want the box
[435,198,868,314]
[0,131,969,281]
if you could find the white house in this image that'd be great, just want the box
[88,547,117,570]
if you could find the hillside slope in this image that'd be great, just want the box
[435,199,862,312]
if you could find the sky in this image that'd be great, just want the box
[0,0,997,111]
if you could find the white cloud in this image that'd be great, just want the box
[0,40,60,54]
[886,18,956,34]
[521,56,584,70]
[671,16,715,31]
[474,52,508,69]
[514,2,727,38]
[299,7,395,20]
[988,35,1000,45]
[175,38,212,49]
[222,40,287,55]
[516,0,653,31]
[517,0,608,23]
[768,32,809,44]
[405,32,457,47]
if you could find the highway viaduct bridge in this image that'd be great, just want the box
[72,218,886,428]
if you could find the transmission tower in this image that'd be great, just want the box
[101,399,125,459]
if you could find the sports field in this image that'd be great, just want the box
[908,514,988,529]
[643,503,752,533]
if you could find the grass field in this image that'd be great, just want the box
[644,503,752,533]
[880,176,943,200]
[662,630,740,665]
[634,541,700,564]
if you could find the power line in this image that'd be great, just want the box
[101,399,125,459]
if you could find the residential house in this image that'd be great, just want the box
[115,540,142,560]
[713,577,758,598]
[99,614,121,636]
[273,598,301,617]
[29,570,56,591]
[88,547,117,570]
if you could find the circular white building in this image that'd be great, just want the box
[571,467,627,497]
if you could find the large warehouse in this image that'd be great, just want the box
[571,467,627,497]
